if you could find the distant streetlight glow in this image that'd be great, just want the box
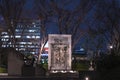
[109,45,113,49]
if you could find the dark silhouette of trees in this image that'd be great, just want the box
[34,0,96,63]
[50,0,96,49]
[87,0,120,55]
[0,0,26,67]
[85,1,120,80]
[34,0,51,64]
[0,0,26,49]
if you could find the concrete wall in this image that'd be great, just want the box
[8,50,24,76]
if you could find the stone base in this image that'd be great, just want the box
[48,70,79,78]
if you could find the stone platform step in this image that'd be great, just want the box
[48,71,79,79]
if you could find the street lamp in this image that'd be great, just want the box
[109,45,113,54]
[109,45,113,49]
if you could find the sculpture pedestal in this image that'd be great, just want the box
[48,34,75,78]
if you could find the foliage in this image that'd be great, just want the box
[72,61,89,71]
[42,62,48,71]
[34,0,96,63]
[24,53,34,59]
[95,54,120,80]
[0,54,7,67]
[96,54,120,73]
[0,67,7,73]
[0,0,26,49]
[0,48,8,67]
[86,0,120,55]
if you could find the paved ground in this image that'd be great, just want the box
[0,71,98,80]
[0,76,79,80]
[0,73,79,80]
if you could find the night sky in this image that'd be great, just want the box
[0,0,120,52]
[0,0,105,50]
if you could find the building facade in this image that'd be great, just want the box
[0,19,41,55]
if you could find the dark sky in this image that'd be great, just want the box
[23,0,81,19]
[25,0,34,10]
[1,0,119,51]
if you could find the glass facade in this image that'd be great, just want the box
[0,19,41,55]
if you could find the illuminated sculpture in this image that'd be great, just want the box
[48,34,71,71]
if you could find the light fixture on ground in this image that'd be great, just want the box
[85,77,89,80]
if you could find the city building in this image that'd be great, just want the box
[0,19,41,55]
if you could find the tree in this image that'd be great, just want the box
[34,0,51,64]
[0,0,26,49]
[50,0,96,49]
[88,0,120,55]
[34,0,96,64]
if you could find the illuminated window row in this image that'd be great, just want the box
[1,39,9,41]
[1,35,40,39]
[2,45,14,47]
[26,36,40,38]
[15,44,38,47]
[15,29,39,33]
[18,42,32,44]
[1,32,8,34]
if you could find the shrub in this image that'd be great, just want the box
[72,62,89,71]
[0,67,7,73]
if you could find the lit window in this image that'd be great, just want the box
[36,36,40,38]
[3,35,9,38]
[2,45,6,47]
[15,29,19,32]
[1,32,8,34]
[28,42,32,44]
[10,45,13,47]
[33,25,36,27]
[19,48,25,51]
[5,39,9,41]
[19,42,26,44]
[8,42,11,44]
[1,39,4,41]
[15,35,21,38]
[29,45,34,48]
[16,48,18,50]
[31,52,35,54]
[32,36,35,38]
[20,45,24,47]
[26,36,31,38]
[29,30,35,32]
[32,22,35,25]
[10,36,13,38]
[3,39,6,41]
[7,45,9,47]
